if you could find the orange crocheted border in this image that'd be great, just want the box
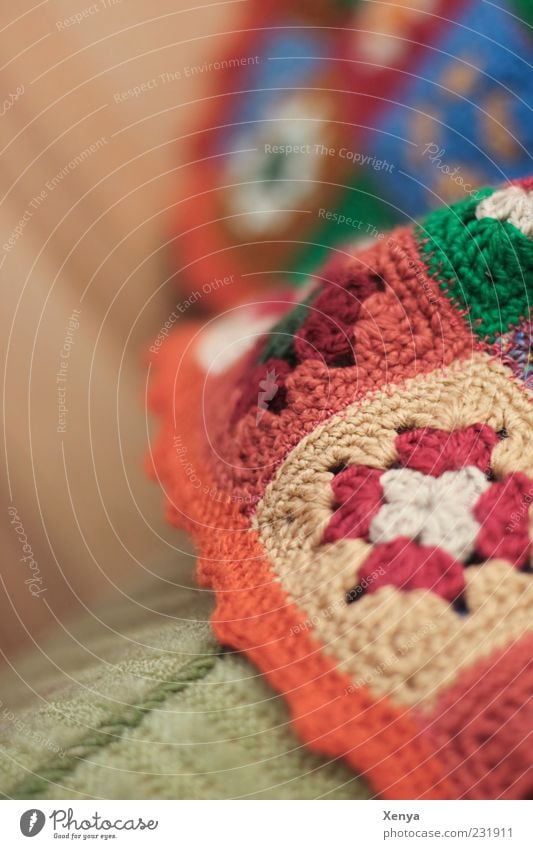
[147,323,459,799]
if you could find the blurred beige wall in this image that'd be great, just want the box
[0,0,244,658]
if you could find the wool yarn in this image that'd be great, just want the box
[169,0,533,312]
[0,589,371,799]
[149,179,533,798]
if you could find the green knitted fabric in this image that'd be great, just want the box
[3,654,216,800]
[16,651,369,801]
[259,290,318,365]
[0,586,371,800]
[416,187,533,342]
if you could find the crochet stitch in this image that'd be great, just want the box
[417,185,533,342]
[0,591,370,800]
[149,179,533,799]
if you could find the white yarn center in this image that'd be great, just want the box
[369,465,491,560]
[475,185,533,237]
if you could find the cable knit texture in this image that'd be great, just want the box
[149,179,533,800]
[0,591,368,800]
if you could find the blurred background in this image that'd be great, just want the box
[0,0,247,659]
[1,0,532,661]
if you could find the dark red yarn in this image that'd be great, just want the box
[395,424,498,477]
[293,270,381,366]
[356,537,465,603]
[426,635,533,799]
[323,465,383,543]
[474,472,532,569]
[230,358,291,426]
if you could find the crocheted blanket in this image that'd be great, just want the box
[0,584,368,799]
[149,180,533,800]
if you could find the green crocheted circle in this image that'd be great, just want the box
[416,188,533,342]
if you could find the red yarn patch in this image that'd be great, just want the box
[231,358,291,426]
[323,465,383,543]
[322,433,533,606]
[426,635,533,799]
[354,537,466,604]
[293,271,381,366]
[474,472,533,569]
[395,424,498,477]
